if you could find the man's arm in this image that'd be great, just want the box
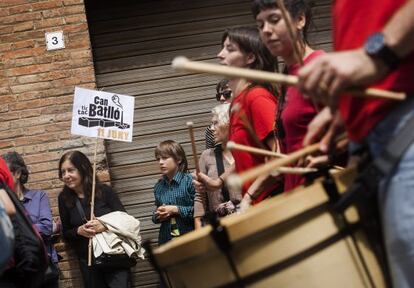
[298,0,414,107]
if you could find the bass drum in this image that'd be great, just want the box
[151,168,386,288]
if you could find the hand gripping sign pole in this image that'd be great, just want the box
[71,87,135,266]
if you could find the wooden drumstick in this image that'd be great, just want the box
[227,142,320,190]
[276,0,304,66]
[227,141,286,158]
[275,167,317,174]
[227,141,344,170]
[172,57,406,101]
[186,122,200,174]
[227,134,347,190]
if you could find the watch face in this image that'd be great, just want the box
[365,32,385,55]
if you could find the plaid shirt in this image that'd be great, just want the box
[152,172,195,244]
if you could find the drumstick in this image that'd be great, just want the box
[172,57,406,101]
[274,167,317,174]
[227,141,286,158]
[227,134,347,190]
[186,122,200,174]
[227,141,344,170]
[276,0,303,66]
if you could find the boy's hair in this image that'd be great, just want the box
[251,0,314,45]
[155,140,189,172]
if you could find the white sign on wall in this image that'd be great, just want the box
[71,87,135,142]
[45,31,65,50]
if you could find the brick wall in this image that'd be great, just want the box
[0,1,106,287]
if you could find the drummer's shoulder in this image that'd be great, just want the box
[247,86,277,100]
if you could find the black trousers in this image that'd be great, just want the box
[78,258,131,288]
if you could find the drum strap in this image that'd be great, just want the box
[209,216,246,288]
[334,112,414,288]
[214,144,230,202]
[142,240,173,288]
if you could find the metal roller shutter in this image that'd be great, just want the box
[85,0,332,286]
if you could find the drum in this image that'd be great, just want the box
[150,168,386,288]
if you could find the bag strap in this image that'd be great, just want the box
[214,145,230,202]
[373,114,414,177]
[75,198,87,223]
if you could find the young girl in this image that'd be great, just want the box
[252,0,328,191]
[152,140,195,244]
[217,26,281,205]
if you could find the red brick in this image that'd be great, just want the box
[32,1,63,11]
[0,141,14,150]
[30,170,57,182]
[8,4,33,14]
[0,86,11,95]
[0,95,17,104]
[25,151,61,164]
[63,0,83,5]
[67,37,90,49]
[2,111,20,121]
[65,14,86,24]
[10,81,52,94]
[0,43,12,52]
[15,132,60,146]
[12,39,35,50]
[63,5,85,16]
[1,15,17,24]
[0,7,9,17]
[13,57,36,67]
[13,21,34,32]
[24,125,46,136]
[0,105,9,113]
[0,0,28,8]
[0,26,13,36]
[15,12,42,22]
[34,17,65,29]
[0,128,24,140]
[26,161,57,172]
[64,23,88,33]
[41,8,64,18]
[8,63,51,76]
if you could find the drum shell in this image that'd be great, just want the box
[153,169,386,288]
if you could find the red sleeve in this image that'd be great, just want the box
[0,157,14,191]
[247,89,277,141]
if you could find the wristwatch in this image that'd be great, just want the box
[364,32,400,70]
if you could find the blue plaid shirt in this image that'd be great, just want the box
[152,171,195,244]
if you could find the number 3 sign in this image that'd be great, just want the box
[45,31,65,51]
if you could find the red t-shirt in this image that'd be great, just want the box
[282,50,324,191]
[229,86,278,203]
[0,157,14,191]
[334,0,414,141]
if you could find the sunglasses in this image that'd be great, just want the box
[216,90,232,101]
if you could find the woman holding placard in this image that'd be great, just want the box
[58,150,130,288]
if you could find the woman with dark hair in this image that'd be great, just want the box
[251,0,329,192]
[216,26,281,206]
[2,151,60,288]
[57,150,130,288]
